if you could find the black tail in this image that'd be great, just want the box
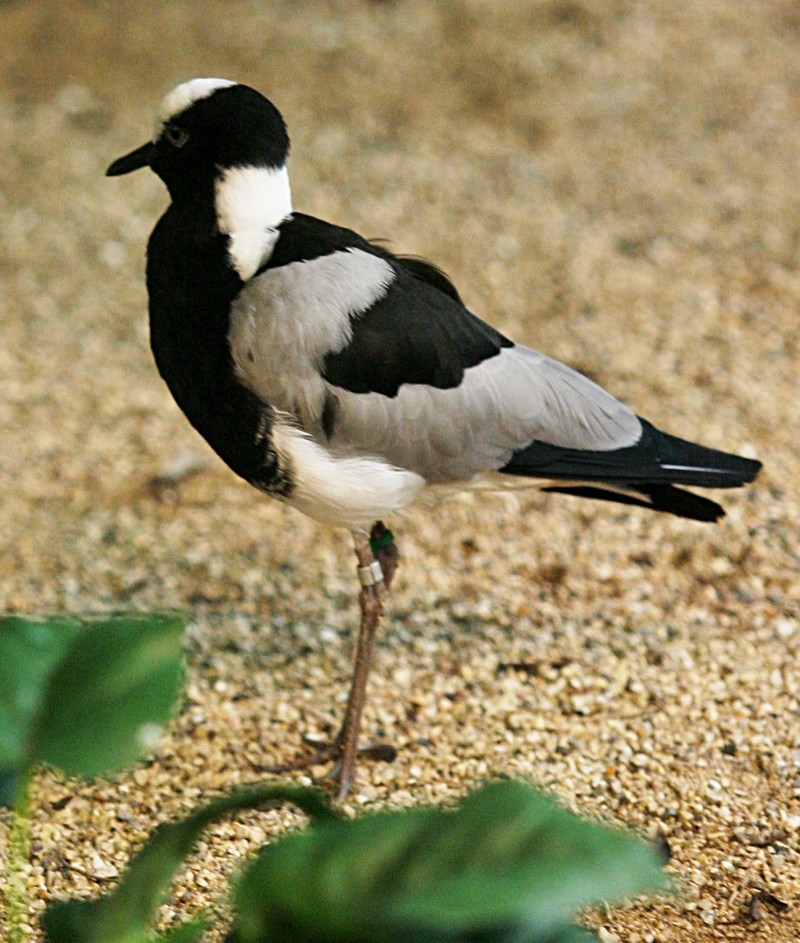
[501,419,761,522]
[540,483,726,522]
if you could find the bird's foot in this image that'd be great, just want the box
[255,732,397,800]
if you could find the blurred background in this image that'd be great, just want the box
[2,2,799,939]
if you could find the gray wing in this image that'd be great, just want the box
[326,343,642,483]
[226,238,642,485]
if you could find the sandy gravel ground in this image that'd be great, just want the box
[1,2,799,940]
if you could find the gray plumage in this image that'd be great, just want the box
[229,247,642,484]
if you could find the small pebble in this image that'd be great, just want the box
[89,853,119,881]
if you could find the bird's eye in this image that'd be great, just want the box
[164,125,189,148]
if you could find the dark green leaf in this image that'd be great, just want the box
[0,767,23,807]
[385,781,667,933]
[0,615,84,806]
[539,927,599,943]
[153,915,211,943]
[0,616,83,766]
[43,783,333,943]
[29,613,185,777]
[228,781,668,943]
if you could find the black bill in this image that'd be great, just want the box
[106,141,157,176]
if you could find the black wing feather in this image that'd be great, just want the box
[394,255,463,303]
[542,484,725,522]
[322,268,512,396]
[323,261,510,397]
[508,419,760,522]
[503,419,761,488]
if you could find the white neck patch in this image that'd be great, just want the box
[154,77,235,137]
[215,164,293,280]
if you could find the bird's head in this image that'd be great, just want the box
[107,78,290,194]
[107,78,293,277]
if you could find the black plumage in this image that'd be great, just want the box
[321,262,512,396]
[258,212,365,271]
[503,419,760,520]
[145,196,291,498]
[393,255,464,303]
[502,418,760,482]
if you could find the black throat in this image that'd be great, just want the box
[145,198,290,495]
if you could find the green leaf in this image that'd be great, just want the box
[0,613,185,807]
[43,783,333,943]
[0,768,23,807]
[43,908,208,943]
[0,615,84,805]
[539,927,600,943]
[29,613,185,777]
[154,917,211,943]
[228,781,669,943]
[0,616,83,767]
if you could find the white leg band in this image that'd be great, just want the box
[358,560,384,587]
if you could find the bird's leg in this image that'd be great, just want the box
[260,523,399,800]
[325,528,386,799]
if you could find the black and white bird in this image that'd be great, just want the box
[108,78,761,798]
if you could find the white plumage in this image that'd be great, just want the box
[270,421,424,529]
